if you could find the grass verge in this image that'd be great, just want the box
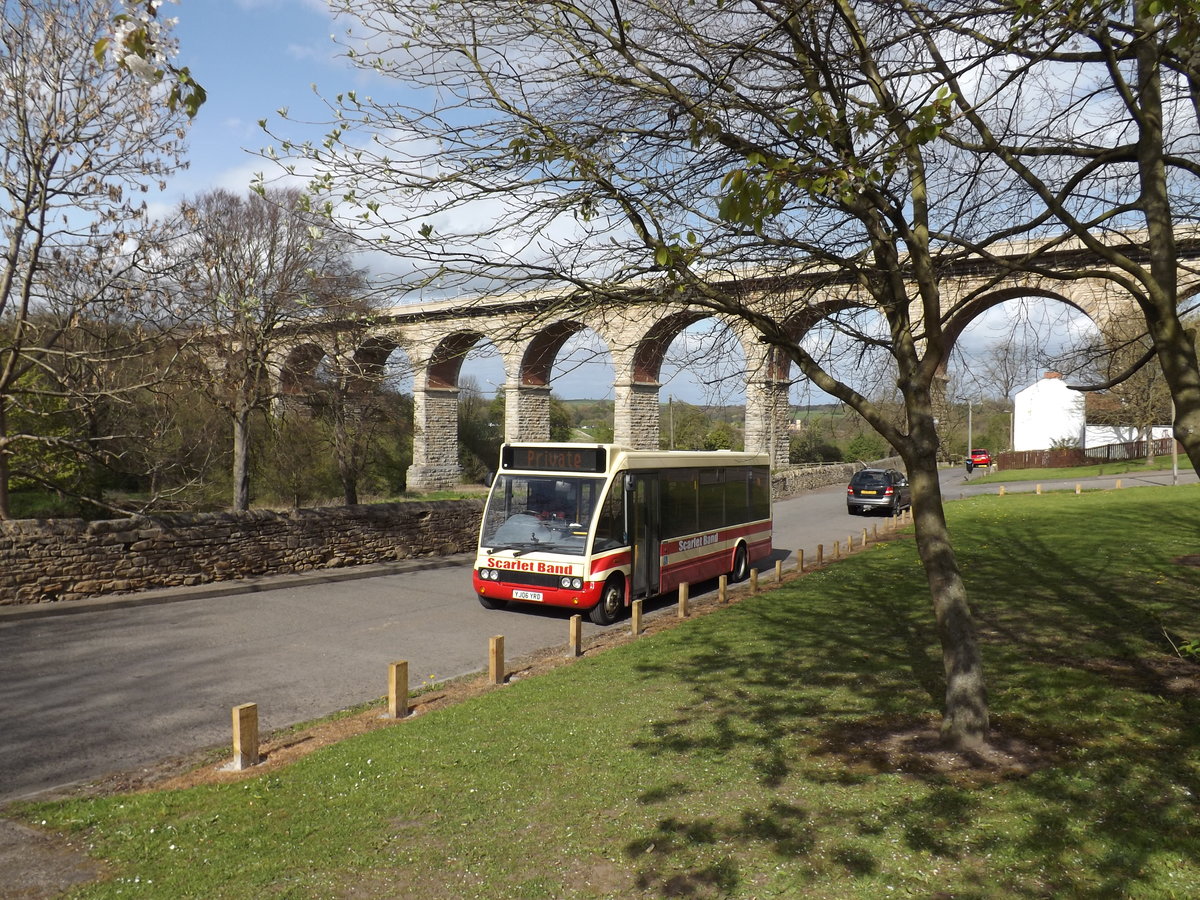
[12,485,1200,898]
[968,459,1180,484]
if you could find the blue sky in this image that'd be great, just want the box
[164,0,342,208]
[164,0,758,405]
[163,1,1087,408]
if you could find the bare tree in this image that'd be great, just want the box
[0,0,188,518]
[260,0,1074,749]
[922,0,1200,475]
[170,188,366,511]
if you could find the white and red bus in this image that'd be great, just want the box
[473,443,772,625]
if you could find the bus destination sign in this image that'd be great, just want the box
[503,446,607,473]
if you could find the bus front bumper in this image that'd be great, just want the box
[473,572,605,611]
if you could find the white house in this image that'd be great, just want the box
[1012,372,1086,451]
[1013,371,1171,451]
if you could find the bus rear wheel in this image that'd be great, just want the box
[478,596,508,610]
[731,544,749,582]
[589,580,624,626]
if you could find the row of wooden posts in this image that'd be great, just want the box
[228,508,914,770]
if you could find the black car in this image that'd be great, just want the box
[846,468,911,516]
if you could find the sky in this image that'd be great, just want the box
[161,0,1093,409]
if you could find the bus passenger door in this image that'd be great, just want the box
[627,472,660,600]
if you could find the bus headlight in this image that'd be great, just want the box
[479,568,498,581]
[560,576,582,590]
[560,576,572,589]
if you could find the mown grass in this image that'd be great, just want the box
[969,459,1179,484]
[14,485,1200,898]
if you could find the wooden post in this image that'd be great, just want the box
[489,635,505,685]
[232,703,259,770]
[999,485,1006,496]
[750,568,759,593]
[797,549,804,572]
[678,582,689,618]
[631,599,643,635]
[833,540,840,560]
[568,615,582,657]
[388,661,409,719]
[718,574,728,603]
[1075,483,1082,495]
[1036,484,1043,495]
[862,528,868,548]
[873,525,878,541]
[847,533,853,552]
[1116,478,1123,489]
[817,543,823,565]
[774,559,783,583]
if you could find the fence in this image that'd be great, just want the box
[998,436,1180,470]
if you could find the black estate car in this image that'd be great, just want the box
[846,468,911,516]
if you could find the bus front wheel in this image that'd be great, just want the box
[731,544,749,583]
[478,596,508,611]
[589,579,624,626]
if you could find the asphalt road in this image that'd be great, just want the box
[1,465,1192,805]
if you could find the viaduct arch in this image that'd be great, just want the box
[270,239,1200,490]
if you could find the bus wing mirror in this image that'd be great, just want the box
[624,474,635,492]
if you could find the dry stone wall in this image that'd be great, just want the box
[772,458,904,498]
[0,500,484,607]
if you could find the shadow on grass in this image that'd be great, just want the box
[617,488,1200,897]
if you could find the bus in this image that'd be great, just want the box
[473,443,772,625]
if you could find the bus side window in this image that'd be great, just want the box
[592,478,627,552]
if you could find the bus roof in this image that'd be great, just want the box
[500,442,770,473]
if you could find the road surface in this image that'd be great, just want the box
[1,466,1190,804]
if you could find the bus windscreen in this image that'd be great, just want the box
[479,474,606,556]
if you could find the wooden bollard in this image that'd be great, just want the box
[1036,484,1043,495]
[873,525,878,541]
[862,528,868,548]
[817,544,824,565]
[797,549,804,572]
[631,599,643,635]
[775,559,783,583]
[388,661,409,719]
[678,582,689,618]
[1116,479,1123,489]
[568,615,582,657]
[718,574,728,603]
[489,635,505,685]
[834,540,840,560]
[847,533,853,552]
[999,485,1006,496]
[750,568,759,593]
[1075,483,1082,495]
[232,702,259,770]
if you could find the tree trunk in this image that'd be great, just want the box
[232,406,251,512]
[334,411,359,506]
[910,467,989,748]
[0,401,9,519]
[341,472,359,507]
[1131,5,1200,478]
[904,410,989,750]
[1147,316,1200,477]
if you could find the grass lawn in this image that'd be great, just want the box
[12,486,1200,898]
[969,459,1181,484]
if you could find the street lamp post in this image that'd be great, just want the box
[967,399,973,462]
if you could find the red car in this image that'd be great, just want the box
[966,448,991,471]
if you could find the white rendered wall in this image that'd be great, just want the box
[1084,425,1173,448]
[1012,375,1086,451]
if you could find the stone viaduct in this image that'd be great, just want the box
[267,235,1200,490]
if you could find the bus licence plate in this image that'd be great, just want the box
[513,589,544,602]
